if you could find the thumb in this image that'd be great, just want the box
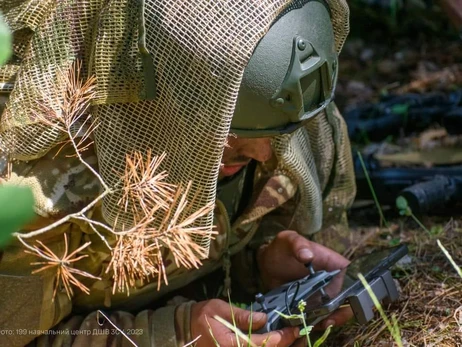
[286,232,314,264]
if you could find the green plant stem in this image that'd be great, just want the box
[213,315,257,347]
[358,274,403,347]
[357,151,389,228]
[437,239,462,278]
[302,317,312,347]
[410,212,431,236]
[248,306,253,347]
[228,295,241,347]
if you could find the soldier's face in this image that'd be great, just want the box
[220,135,273,177]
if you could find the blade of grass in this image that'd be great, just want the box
[183,335,202,347]
[213,315,258,347]
[248,305,253,347]
[357,151,389,229]
[313,325,332,347]
[437,239,462,278]
[410,213,431,236]
[227,293,241,347]
[205,316,221,347]
[357,273,403,347]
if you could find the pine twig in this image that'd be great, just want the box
[22,234,101,300]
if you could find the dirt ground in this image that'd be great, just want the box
[325,3,462,346]
[325,213,462,346]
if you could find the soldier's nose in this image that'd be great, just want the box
[244,138,273,163]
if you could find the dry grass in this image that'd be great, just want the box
[326,218,462,346]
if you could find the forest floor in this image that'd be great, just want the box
[326,3,462,346]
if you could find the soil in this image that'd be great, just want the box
[326,3,462,346]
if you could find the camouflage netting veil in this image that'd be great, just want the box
[0,0,353,255]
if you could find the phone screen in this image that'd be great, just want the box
[304,244,407,324]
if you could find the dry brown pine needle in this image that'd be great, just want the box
[25,234,101,300]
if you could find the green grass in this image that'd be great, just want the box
[357,151,390,229]
[357,274,403,347]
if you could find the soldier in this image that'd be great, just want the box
[0,0,355,346]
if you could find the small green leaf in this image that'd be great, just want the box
[430,226,443,236]
[396,196,408,211]
[390,103,409,115]
[0,13,12,66]
[273,310,299,320]
[0,185,35,247]
[299,326,313,336]
[231,302,247,310]
[389,238,401,246]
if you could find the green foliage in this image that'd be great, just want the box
[357,273,403,347]
[437,239,462,278]
[313,326,332,347]
[212,315,258,347]
[0,185,35,248]
[357,151,389,228]
[388,237,401,247]
[390,103,409,116]
[395,196,410,215]
[0,13,12,66]
[299,325,313,336]
[396,196,432,235]
[429,225,443,236]
[275,299,332,347]
[231,302,248,310]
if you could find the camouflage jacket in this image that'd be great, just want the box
[1,104,357,347]
[0,144,300,347]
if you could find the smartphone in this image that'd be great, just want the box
[303,244,408,326]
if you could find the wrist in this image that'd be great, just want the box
[175,301,195,345]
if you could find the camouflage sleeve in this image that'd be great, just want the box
[0,225,194,347]
[231,195,299,294]
[29,303,195,347]
[0,147,196,347]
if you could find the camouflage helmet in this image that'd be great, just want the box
[231,0,338,137]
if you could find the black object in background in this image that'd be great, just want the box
[345,89,462,142]
[354,153,462,214]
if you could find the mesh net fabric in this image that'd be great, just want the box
[0,0,295,252]
[322,104,356,224]
[0,0,351,249]
[273,127,324,234]
[273,104,356,235]
[273,0,353,235]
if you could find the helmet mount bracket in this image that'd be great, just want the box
[270,35,337,124]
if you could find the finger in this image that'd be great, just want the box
[308,242,350,271]
[320,306,354,329]
[290,234,314,264]
[278,230,314,264]
[248,327,299,347]
[313,306,354,331]
[223,305,267,330]
[292,337,309,347]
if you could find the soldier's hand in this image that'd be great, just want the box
[257,230,350,289]
[190,299,299,347]
[256,230,353,328]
